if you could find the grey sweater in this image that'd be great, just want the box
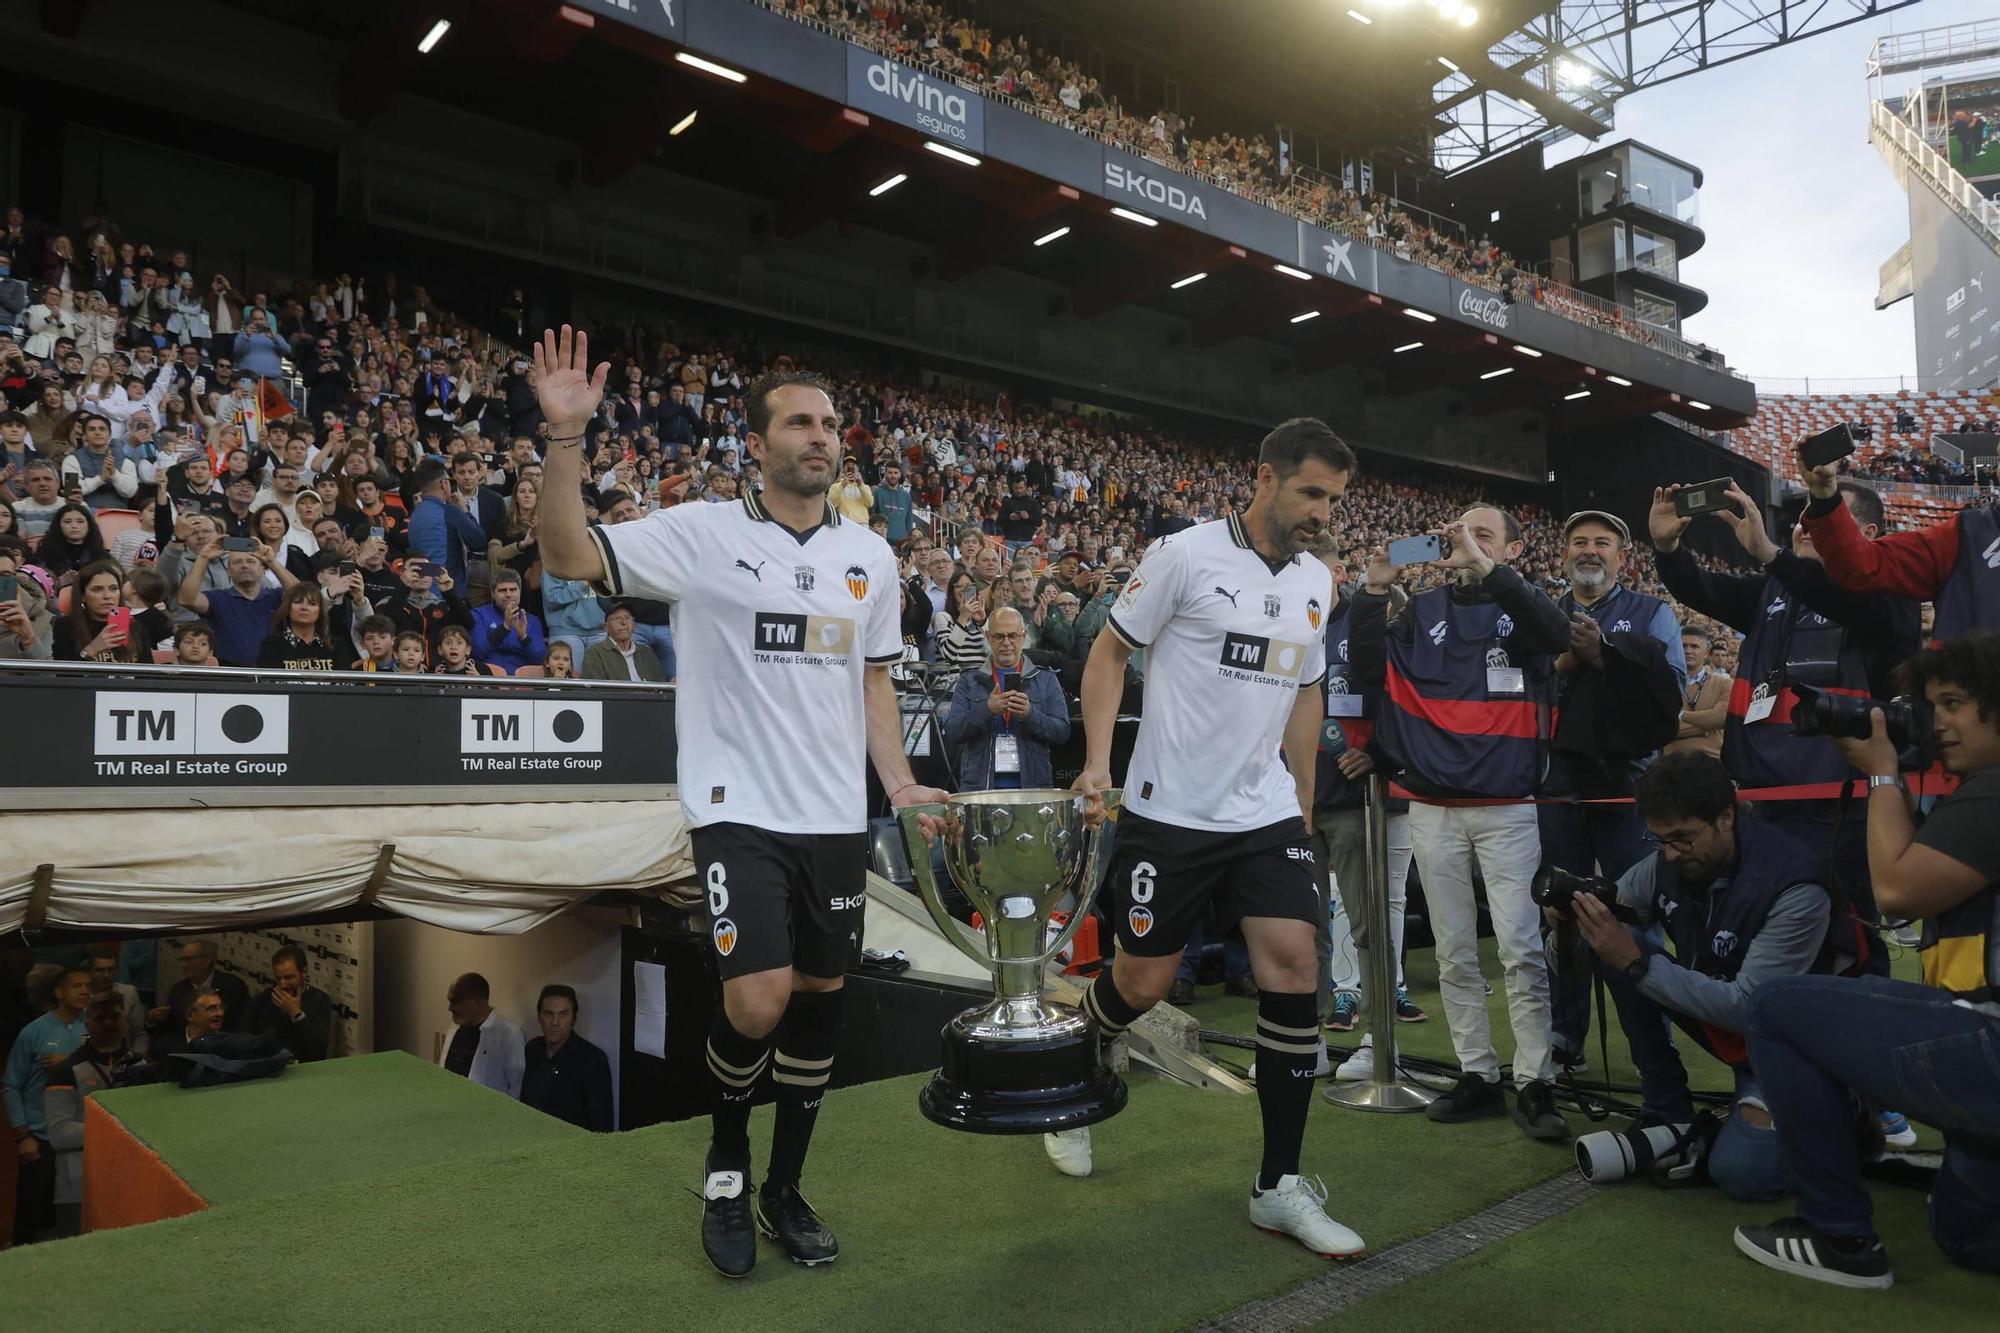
[1615,854,1830,1036]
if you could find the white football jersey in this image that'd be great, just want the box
[1109,513,1330,833]
[591,491,903,833]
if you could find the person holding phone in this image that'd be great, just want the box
[940,605,1071,790]
[53,560,155,662]
[176,533,298,666]
[0,538,52,660]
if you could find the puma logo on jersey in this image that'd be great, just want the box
[735,559,766,581]
[1214,586,1240,608]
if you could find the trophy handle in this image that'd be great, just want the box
[1036,789,1121,969]
[896,803,995,973]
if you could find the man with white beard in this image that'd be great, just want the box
[1542,510,1687,1072]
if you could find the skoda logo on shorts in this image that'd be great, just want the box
[713,917,739,956]
[1127,906,1154,938]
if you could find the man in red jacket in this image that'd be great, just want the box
[1800,450,1991,641]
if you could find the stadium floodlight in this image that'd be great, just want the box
[1437,0,1463,18]
[1513,345,1543,358]
[1479,367,1514,380]
[1033,226,1071,246]
[1605,374,1633,386]
[669,110,698,137]
[418,19,451,53]
[1557,58,1599,87]
[1347,9,1373,23]
[1564,390,1592,401]
[1171,272,1208,290]
[1456,6,1478,25]
[1393,341,1424,353]
[1437,56,1460,72]
[869,174,908,197]
[1110,207,1158,226]
[1402,308,1437,322]
[924,141,982,166]
[677,52,748,83]
[1688,400,1713,411]
[1290,310,1321,324]
[1274,264,1313,281]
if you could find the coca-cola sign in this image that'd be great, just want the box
[1457,289,1510,330]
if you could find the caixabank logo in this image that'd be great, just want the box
[459,700,604,772]
[92,692,291,776]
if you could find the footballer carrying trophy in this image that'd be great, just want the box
[898,790,1129,1134]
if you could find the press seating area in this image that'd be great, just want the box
[1726,388,1992,474]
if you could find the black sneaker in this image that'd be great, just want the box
[701,1158,757,1279]
[1425,1072,1506,1123]
[755,1183,840,1266]
[1734,1216,1893,1290]
[1513,1079,1571,1142]
[1168,977,1197,1006]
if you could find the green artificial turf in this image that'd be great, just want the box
[1327,1179,1993,1333]
[4,1064,1571,1332]
[94,1049,578,1205]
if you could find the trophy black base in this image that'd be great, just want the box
[918,1024,1128,1135]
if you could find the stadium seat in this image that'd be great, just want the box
[93,509,142,545]
[513,665,547,677]
[151,647,177,664]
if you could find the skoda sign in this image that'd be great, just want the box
[1457,288,1511,331]
[848,49,984,151]
[1104,157,1209,224]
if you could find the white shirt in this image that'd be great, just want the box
[1108,513,1330,833]
[437,1009,526,1097]
[592,491,902,833]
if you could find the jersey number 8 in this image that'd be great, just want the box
[1129,862,1157,904]
[706,862,729,917]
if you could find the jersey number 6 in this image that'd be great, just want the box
[1129,862,1157,904]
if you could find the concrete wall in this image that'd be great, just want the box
[370,907,630,1127]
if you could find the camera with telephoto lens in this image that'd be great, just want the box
[1576,1120,1705,1185]
[1530,865,1628,921]
[1788,684,1931,752]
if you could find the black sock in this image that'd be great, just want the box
[766,988,844,1191]
[1081,969,1148,1051]
[1255,990,1320,1190]
[706,1008,771,1173]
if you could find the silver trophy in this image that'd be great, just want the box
[898,789,1129,1134]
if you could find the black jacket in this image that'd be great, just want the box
[1548,629,1682,797]
[239,986,335,1062]
[519,1034,613,1132]
[154,969,251,1036]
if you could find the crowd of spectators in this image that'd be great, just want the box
[771,0,1704,359]
[0,195,1761,693]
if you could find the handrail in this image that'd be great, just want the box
[1869,98,2000,250]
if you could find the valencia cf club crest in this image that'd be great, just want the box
[1263,593,1282,619]
[713,917,739,956]
[795,566,816,593]
[845,564,870,600]
[1306,597,1322,630]
[1127,905,1154,938]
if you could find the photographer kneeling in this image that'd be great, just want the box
[1732,633,2000,1290]
[1548,751,1830,1201]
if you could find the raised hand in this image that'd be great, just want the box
[530,325,609,433]
[1648,485,1691,551]
[1719,483,1779,564]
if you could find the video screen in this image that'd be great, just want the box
[1944,76,2000,182]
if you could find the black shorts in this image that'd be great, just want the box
[1105,810,1320,957]
[689,823,869,981]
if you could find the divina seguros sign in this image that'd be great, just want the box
[847,49,984,152]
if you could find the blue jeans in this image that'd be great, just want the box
[630,623,676,679]
[1599,934,1785,1201]
[1749,972,2000,1270]
[1539,801,1649,1056]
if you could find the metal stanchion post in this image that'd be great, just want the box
[1324,773,1435,1112]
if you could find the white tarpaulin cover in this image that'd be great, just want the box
[0,799,994,985]
[0,801,695,935]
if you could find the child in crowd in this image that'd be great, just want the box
[392,630,428,673]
